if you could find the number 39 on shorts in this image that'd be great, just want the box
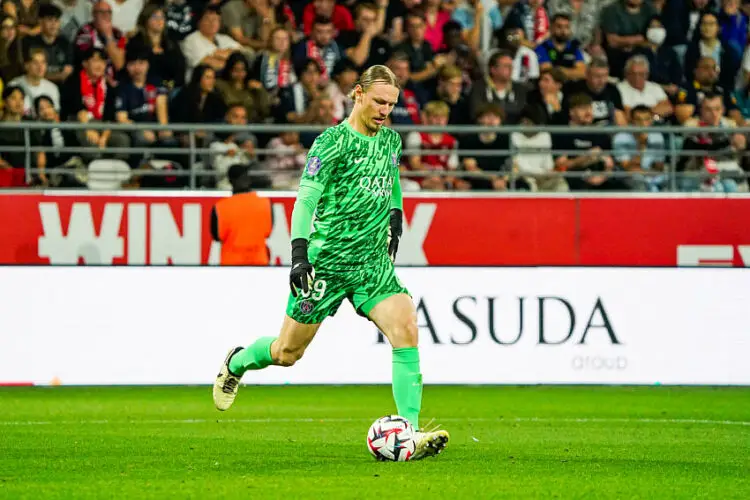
[299,278,327,301]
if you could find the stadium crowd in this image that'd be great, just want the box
[0,0,749,192]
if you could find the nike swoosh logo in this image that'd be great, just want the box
[354,158,366,164]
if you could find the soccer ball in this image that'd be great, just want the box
[366,415,416,462]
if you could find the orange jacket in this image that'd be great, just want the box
[213,192,272,265]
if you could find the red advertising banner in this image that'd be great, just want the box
[0,193,748,266]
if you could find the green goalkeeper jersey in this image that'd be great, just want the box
[298,120,403,270]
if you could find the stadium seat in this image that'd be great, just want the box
[87,159,131,190]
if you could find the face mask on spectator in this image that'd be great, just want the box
[647,27,666,46]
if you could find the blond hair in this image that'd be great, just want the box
[438,64,462,81]
[349,64,400,100]
[423,101,450,118]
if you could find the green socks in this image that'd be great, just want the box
[228,340,422,429]
[228,336,276,376]
[392,347,422,429]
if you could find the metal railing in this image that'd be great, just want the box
[0,121,748,192]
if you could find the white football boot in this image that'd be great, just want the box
[213,347,243,411]
[412,421,450,460]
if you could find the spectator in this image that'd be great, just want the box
[326,57,357,121]
[170,64,227,127]
[717,0,746,60]
[267,0,297,33]
[337,2,391,70]
[164,0,202,42]
[181,5,241,82]
[642,16,684,100]
[74,1,126,83]
[60,48,129,160]
[209,103,259,190]
[302,0,354,35]
[313,91,336,127]
[169,63,226,166]
[275,57,323,123]
[739,38,750,88]
[494,27,540,84]
[385,0,423,45]
[405,100,463,191]
[434,64,471,124]
[252,26,297,97]
[223,97,260,161]
[451,0,503,53]
[680,92,747,191]
[616,55,673,120]
[733,78,750,120]
[613,104,667,191]
[554,93,620,191]
[548,0,599,52]
[10,47,60,115]
[675,56,742,124]
[216,51,271,123]
[126,2,187,90]
[293,15,341,84]
[562,58,627,126]
[0,14,24,80]
[437,20,482,90]
[222,0,275,52]
[461,103,512,191]
[685,12,740,91]
[422,0,451,52]
[503,0,551,46]
[110,0,144,35]
[115,49,176,153]
[511,104,568,191]
[469,50,528,124]
[652,0,668,15]
[300,92,336,146]
[264,130,306,188]
[22,3,73,85]
[388,52,426,125]
[387,51,424,125]
[535,13,585,81]
[527,66,565,124]
[54,0,93,43]
[14,0,40,38]
[210,163,272,266]
[394,10,448,85]
[34,94,85,187]
[662,0,716,55]
[0,85,38,187]
[600,0,656,79]
[1,0,15,18]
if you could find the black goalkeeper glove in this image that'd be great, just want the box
[289,238,314,297]
[387,208,403,263]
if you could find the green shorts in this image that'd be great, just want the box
[286,256,409,324]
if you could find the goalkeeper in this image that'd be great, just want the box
[212,64,449,460]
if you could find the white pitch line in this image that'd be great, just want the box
[1,417,748,427]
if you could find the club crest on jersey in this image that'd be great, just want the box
[306,156,322,176]
[299,300,315,315]
[391,153,398,169]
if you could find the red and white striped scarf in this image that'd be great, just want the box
[305,40,329,83]
[79,69,106,120]
[264,54,294,89]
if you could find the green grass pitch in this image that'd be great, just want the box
[1,386,749,499]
